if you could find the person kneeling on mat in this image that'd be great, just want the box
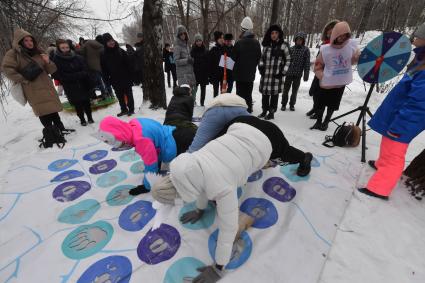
[218,115,313,177]
[93,116,196,195]
[151,122,273,282]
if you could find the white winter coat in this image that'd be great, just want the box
[170,122,272,265]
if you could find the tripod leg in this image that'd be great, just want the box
[367,108,373,118]
[330,107,362,123]
[361,112,367,163]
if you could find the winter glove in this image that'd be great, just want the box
[193,265,224,283]
[274,72,284,79]
[187,56,194,65]
[180,209,204,224]
[303,72,309,82]
[129,185,150,196]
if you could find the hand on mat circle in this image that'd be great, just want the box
[193,265,223,283]
[180,209,204,224]
[68,226,107,251]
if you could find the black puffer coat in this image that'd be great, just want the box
[191,44,209,85]
[164,87,194,124]
[101,43,133,92]
[207,43,225,83]
[52,50,93,104]
[232,32,261,82]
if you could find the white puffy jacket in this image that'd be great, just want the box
[170,122,272,265]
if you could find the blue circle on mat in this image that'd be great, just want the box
[52,181,91,202]
[96,170,127,188]
[77,255,132,283]
[106,185,135,206]
[247,170,263,182]
[163,257,205,283]
[58,199,100,224]
[48,159,78,172]
[137,224,181,265]
[83,150,108,162]
[208,229,252,270]
[179,202,215,230]
[62,220,114,260]
[120,151,140,162]
[263,177,296,202]
[119,200,156,232]
[130,161,145,174]
[240,198,278,229]
[280,164,311,182]
[51,170,84,182]
[89,159,117,175]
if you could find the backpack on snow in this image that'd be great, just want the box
[39,125,67,148]
[322,122,361,148]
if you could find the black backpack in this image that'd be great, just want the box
[39,125,67,148]
[322,122,361,148]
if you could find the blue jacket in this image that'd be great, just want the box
[188,106,250,152]
[368,68,425,143]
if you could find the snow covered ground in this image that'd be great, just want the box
[1,33,425,282]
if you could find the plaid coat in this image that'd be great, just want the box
[259,41,291,95]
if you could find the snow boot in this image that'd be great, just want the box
[306,108,315,116]
[319,121,329,131]
[310,121,322,130]
[358,188,389,200]
[281,105,286,111]
[265,111,275,120]
[297,152,313,177]
[129,185,150,196]
[81,121,88,126]
[368,160,377,170]
[258,111,267,118]
[88,119,95,124]
[290,105,295,111]
[117,111,128,117]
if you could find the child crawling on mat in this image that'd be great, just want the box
[150,116,313,283]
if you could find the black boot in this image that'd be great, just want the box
[290,105,295,111]
[310,113,318,119]
[117,110,128,117]
[319,121,329,131]
[310,121,322,130]
[81,120,88,126]
[281,105,286,111]
[358,188,389,200]
[258,111,267,118]
[306,108,315,116]
[265,111,275,120]
[297,152,313,177]
[129,185,150,196]
[368,160,377,170]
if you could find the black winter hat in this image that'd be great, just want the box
[95,35,104,44]
[214,31,224,42]
[224,33,233,40]
[102,33,114,43]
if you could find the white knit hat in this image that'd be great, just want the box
[241,17,254,32]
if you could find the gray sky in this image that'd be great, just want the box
[75,0,139,42]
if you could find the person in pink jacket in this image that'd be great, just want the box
[311,21,360,131]
[95,116,195,195]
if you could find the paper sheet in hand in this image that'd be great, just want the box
[219,55,235,70]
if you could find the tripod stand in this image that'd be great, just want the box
[329,83,376,162]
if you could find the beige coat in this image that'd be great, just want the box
[1,29,62,117]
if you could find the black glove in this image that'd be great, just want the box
[193,265,224,283]
[187,57,194,65]
[129,185,150,196]
[304,72,309,82]
[180,209,204,224]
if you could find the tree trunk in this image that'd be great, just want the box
[200,0,210,46]
[356,0,375,38]
[270,0,280,25]
[142,0,167,109]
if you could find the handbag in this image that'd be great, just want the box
[10,83,27,106]
[20,61,43,81]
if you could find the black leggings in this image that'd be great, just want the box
[196,84,207,106]
[73,100,92,122]
[212,81,223,98]
[39,112,65,131]
[172,124,198,155]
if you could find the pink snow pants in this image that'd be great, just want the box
[367,136,409,197]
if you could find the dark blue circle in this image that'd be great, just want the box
[50,170,84,182]
[119,200,156,231]
[77,255,132,283]
[247,170,263,182]
[83,150,108,162]
[240,198,278,229]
